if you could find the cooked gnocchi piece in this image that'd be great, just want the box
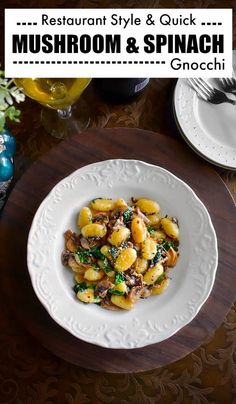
[136,198,160,214]
[76,288,102,303]
[135,257,148,274]
[108,226,130,246]
[81,223,107,238]
[141,237,157,260]
[147,213,160,226]
[160,218,179,240]
[84,267,104,281]
[90,198,115,211]
[77,207,92,229]
[131,217,147,243]
[62,197,179,310]
[111,295,134,310]
[114,247,137,272]
[143,263,164,285]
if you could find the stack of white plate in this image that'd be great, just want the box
[173,51,236,170]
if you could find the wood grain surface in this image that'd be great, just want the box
[0,127,235,373]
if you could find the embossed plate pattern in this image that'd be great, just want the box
[27,159,218,349]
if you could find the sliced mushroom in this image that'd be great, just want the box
[133,207,151,225]
[128,286,143,304]
[74,254,95,268]
[125,272,143,288]
[92,212,109,225]
[68,256,86,273]
[64,230,74,242]
[64,230,80,252]
[94,279,114,298]
[140,287,152,298]
[61,250,73,266]
[166,247,178,267]
[79,235,102,250]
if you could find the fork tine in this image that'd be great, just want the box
[194,78,211,96]
[196,78,213,98]
[220,78,227,85]
[187,79,208,101]
[228,77,236,84]
[198,78,214,92]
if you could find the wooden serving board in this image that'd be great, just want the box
[0,128,236,373]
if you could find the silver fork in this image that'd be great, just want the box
[217,76,236,93]
[187,78,236,105]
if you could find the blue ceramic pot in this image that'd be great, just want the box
[0,156,14,181]
[1,127,16,157]
[0,127,16,182]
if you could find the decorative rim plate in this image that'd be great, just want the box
[27,159,218,349]
[173,50,236,170]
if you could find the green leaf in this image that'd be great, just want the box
[156,273,166,285]
[102,258,114,274]
[73,282,88,293]
[151,244,164,266]
[75,248,90,263]
[0,111,5,132]
[123,208,132,223]
[73,282,95,294]
[114,272,125,285]
[89,246,105,260]
[161,240,179,251]
[147,227,155,234]
[108,289,125,296]
[4,106,21,121]
[0,71,25,125]
[75,246,105,263]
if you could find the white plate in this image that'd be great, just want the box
[174,51,236,170]
[27,159,218,349]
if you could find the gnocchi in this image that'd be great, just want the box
[81,223,107,238]
[62,197,180,310]
[90,198,115,211]
[136,198,160,214]
[108,226,130,246]
[131,217,147,243]
[141,237,157,260]
[160,218,179,240]
[114,247,137,272]
[77,207,92,228]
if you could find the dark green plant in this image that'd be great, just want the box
[0,69,25,132]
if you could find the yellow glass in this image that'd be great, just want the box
[14,77,91,139]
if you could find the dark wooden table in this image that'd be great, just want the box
[1,0,236,403]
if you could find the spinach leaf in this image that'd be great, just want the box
[75,246,105,263]
[147,227,155,234]
[115,272,125,285]
[162,240,179,251]
[102,258,114,274]
[108,289,125,296]
[89,246,105,260]
[73,282,88,293]
[155,273,166,285]
[73,282,95,294]
[75,247,91,263]
[151,244,165,266]
[161,240,174,251]
[123,208,132,223]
